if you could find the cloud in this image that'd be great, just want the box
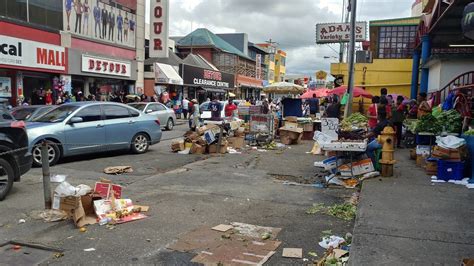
[150,0,415,77]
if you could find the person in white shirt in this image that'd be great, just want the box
[182,98,190,119]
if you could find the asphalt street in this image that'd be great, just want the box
[0,122,354,265]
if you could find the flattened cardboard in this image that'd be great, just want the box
[211,224,234,232]
[134,205,150,212]
[282,248,303,258]
[60,195,97,228]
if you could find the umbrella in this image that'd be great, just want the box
[300,88,330,99]
[329,86,373,99]
[263,82,305,94]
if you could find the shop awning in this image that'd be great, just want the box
[154,63,183,85]
[199,87,227,93]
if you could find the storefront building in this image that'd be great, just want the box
[0,20,67,105]
[181,64,235,103]
[236,75,264,100]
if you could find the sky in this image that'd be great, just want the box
[146,0,415,78]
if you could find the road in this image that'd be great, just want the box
[0,122,354,264]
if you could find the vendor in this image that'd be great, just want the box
[368,96,380,129]
[324,97,341,119]
[225,98,237,117]
[417,92,431,118]
[365,110,390,165]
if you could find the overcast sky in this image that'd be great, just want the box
[146,0,415,78]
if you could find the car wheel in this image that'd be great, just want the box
[131,133,150,154]
[166,118,174,131]
[32,141,61,167]
[0,158,15,201]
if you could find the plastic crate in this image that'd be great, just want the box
[437,160,464,181]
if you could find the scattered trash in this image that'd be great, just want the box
[282,248,303,258]
[306,203,325,215]
[103,166,133,175]
[146,239,151,242]
[13,245,21,250]
[211,224,234,232]
[348,192,360,205]
[178,148,191,155]
[261,232,272,240]
[79,227,87,233]
[318,235,345,249]
[18,219,26,224]
[83,248,95,252]
[308,251,318,257]
[53,252,64,259]
[321,230,333,238]
[50,175,67,183]
[327,203,356,221]
[55,182,91,197]
[39,209,68,222]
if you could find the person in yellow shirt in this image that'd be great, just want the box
[244,98,252,106]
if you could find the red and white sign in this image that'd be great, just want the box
[316,22,367,44]
[81,55,131,78]
[0,35,66,72]
[256,54,262,80]
[149,0,169,58]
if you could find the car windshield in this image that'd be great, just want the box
[12,108,35,120]
[32,105,80,123]
[129,103,147,111]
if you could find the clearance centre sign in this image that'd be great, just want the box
[316,22,367,44]
[0,35,66,72]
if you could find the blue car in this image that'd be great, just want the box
[26,102,162,167]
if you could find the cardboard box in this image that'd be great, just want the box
[416,145,431,156]
[227,137,245,149]
[59,195,97,228]
[338,158,375,176]
[94,182,122,199]
[191,143,206,154]
[235,127,246,137]
[279,127,303,145]
[431,145,463,161]
[171,139,185,152]
[302,123,314,132]
[209,141,228,154]
[283,121,299,130]
[285,116,298,123]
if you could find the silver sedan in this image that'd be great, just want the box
[128,102,176,131]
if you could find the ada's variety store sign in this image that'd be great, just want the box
[316,22,367,44]
[0,35,67,72]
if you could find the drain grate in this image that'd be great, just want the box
[0,241,63,265]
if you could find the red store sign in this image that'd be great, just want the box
[149,0,169,58]
[81,55,131,78]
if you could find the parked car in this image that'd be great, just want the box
[27,102,162,167]
[0,109,14,121]
[0,121,33,200]
[128,102,176,130]
[11,105,56,121]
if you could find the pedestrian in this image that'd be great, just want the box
[365,111,391,165]
[417,92,431,118]
[244,98,251,106]
[308,94,320,116]
[74,0,83,34]
[93,0,101,38]
[225,98,237,118]
[82,0,90,35]
[407,100,418,119]
[368,96,380,130]
[262,97,270,114]
[182,98,190,119]
[380,87,388,103]
[208,96,222,121]
[101,3,108,39]
[379,96,392,120]
[191,99,200,130]
[391,95,406,148]
[324,96,342,119]
[108,7,115,41]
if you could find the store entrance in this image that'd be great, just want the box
[23,72,54,105]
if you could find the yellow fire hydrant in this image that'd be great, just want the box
[377,126,397,177]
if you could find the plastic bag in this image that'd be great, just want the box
[55,182,77,197]
[341,93,349,105]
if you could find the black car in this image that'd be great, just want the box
[0,120,33,200]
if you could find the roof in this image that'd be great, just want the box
[177,28,252,59]
[370,16,421,26]
[144,52,183,67]
[248,42,269,54]
[182,54,216,70]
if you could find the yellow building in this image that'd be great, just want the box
[331,17,420,98]
[274,50,287,82]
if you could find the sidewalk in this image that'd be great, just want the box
[349,150,474,265]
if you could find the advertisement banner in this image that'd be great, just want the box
[0,77,12,98]
[316,22,367,44]
[63,0,136,48]
[256,54,262,80]
[316,70,328,80]
[60,75,73,93]
[0,35,67,72]
[81,54,131,77]
[149,0,169,58]
[182,65,234,89]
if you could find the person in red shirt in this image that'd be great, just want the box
[368,96,380,129]
[224,98,237,117]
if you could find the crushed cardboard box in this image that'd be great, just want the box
[171,139,185,152]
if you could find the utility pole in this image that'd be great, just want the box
[339,0,346,63]
[344,0,357,118]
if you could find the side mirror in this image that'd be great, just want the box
[68,117,83,124]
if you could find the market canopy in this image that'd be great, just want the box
[263,82,305,94]
[154,63,183,85]
[300,88,331,99]
[329,86,373,99]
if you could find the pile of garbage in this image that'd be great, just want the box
[171,121,246,155]
[50,177,148,228]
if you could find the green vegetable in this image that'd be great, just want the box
[464,129,474,136]
[341,112,368,131]
[415,114,442,134]
[306,203,325,215]
[436,110,462,133]
[327,203,356,221]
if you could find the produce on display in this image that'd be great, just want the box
[436,109,462,133]
[415,114,442,134]
[464,129,474,136]
[340,113,368,131]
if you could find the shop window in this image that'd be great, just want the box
[378,25,417,59]
[74,106,102,123]
[28,0,63,30]
[0,0,28,21]
[103,105,130,120]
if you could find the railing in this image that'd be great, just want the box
[429,71,474,106]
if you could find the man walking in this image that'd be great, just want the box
[93,0,101,38]
[208,96,222,121]
[182,98,190,119]
[308,94,320,116]
[101,3,108,39]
